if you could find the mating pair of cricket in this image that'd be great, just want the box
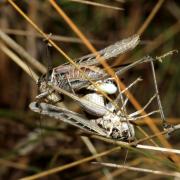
[29,34,165,141]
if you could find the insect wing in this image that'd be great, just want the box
[75,34,140,66]
[38,35,140,95]
[29,102,107,136]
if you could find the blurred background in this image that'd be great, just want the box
[0,0,179,179]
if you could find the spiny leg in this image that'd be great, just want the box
[120,97,129,112]
[36,91,49,100]
[35,88,61,103]
[115,77,142,106]
[128,110,160,121]
[115,74,127,113]
[115,74,140,139]
[114,56,165,138]
[114,77,143,139]
[149,57,168,129]
[113,75,135,139]
[115,56,156,77]
[111,78,142,118]
[122,78,143,94]
[115,77,142,120]
[129,94,157,117]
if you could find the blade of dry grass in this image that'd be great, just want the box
[144,21,180,53]
[99,158,143,180]
[17,124,180,180]
[19,127,180,180]
[20,146,122,180]
[93,124,180,152]
[93,162,180,178]
[0,159,39,172]
[137,0,165,35]
[137,118,180,126]
[116,0,166,64]
[0,30,46,74]
[68,0,123,11]
[0,42,38,81]
[1,28,105,44]
[81,136,113,179]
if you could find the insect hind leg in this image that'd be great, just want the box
[148,56,168,129]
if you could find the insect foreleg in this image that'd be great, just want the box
[128,94,157,117]
[114,77,142,106]
[128,110,160,121]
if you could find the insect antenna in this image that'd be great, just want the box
[44,35,53,82]
[37,37,54,139]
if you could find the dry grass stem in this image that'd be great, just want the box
[69,0,123,11]
[0,42,38,81]
[1,28,105,44]
[0,30,46,74]
[94,162,180,178]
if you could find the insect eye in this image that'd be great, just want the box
[122,130,129,138]
[48,69,53,74]
[112,127,119,132]
[110,128,121,139]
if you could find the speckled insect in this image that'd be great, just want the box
[29,74,159,140]
[36,35,140,102]
[30,35,166,141]
[30,58,165,140]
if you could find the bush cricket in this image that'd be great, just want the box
[30,35,166,141]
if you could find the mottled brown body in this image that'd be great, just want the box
[51,64,106,91]
[37,35,140,101]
